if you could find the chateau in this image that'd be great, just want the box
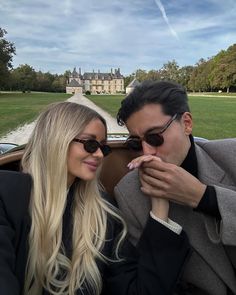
[66,67,124,94]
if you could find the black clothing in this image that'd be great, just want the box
[181,135,220,219]
[196,186,221,219]
[180,135,198,178]
[0,170,190,295]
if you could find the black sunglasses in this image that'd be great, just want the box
[125,114,178,151]
[72,138,112,157]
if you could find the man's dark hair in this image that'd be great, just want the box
[117,80,190,126]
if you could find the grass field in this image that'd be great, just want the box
[1,92,235,140]
[0,92,71,137]
[88,94,236,139]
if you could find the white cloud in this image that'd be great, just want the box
[153,0,179,40]
[1,0,236,75]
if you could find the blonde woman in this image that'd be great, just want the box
[0,102,190,295]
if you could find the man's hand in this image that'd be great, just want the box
[128,155,169,221]
[138,157,206,208]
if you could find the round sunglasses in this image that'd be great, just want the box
[125,113,178,151]
[72,138,112,157]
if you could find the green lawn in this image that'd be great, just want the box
[88,95,124,118]
[0,92,71,137]
[1,92,235,140]
[88,94,236,140]
[190,95,236,139]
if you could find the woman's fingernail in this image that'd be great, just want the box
[128,163,134,170]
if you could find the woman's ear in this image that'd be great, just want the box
[182,112,193,135]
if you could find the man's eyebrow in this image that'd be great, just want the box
[146,126,165,133]
[129,125,165,138]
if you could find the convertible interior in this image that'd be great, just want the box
[0,136,138,197]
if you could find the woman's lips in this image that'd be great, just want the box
[84,161,99,171]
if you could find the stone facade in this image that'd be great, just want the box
[66,78,83,94]
[66,67,124,94]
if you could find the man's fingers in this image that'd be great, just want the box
[141,172,166,189]
[142,167,166,180]
[142,159,167,171]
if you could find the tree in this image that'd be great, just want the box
[159,60,180,82]
[210,45,236,92]
[135,69,148,81]
[35,71,54,92]
[188,59,213,92]
[0,28,16,89]
[178,66,194,90]
[147,70,162,81]
[63,70,71,85]
[11,64,36,91]
[51,75,67,92]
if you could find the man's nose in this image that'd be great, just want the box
[142,141,157,155]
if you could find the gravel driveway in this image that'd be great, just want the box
[0,93,127,145]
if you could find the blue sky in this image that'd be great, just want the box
[1,0,236,76]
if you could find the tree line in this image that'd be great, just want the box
[1,27,236,93]
[10,65,70,93]
[125,44,236,93]
[0,28,70,92]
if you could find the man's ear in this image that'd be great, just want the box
[182,112,193,135]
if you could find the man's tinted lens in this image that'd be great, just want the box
[125,139,143,151]
[145,133,164,147]
[126,133,164,151]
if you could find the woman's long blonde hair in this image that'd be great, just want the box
[21,102,126,294]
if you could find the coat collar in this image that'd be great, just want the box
[125,142,236,292]
[195,142,225,185]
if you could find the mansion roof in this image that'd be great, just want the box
[70,67,124,80]
[67,79,82,87]
[127,79,140,88]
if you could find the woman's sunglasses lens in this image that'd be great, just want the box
[84,140,111,156]
[84,140,99,153]
[101,145,112,156]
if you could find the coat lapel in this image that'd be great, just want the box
[180,143,236,292]
[120,148,236,292]
[195,143,225,185]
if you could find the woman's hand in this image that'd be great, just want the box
[127,155,169,221]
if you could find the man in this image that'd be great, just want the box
[114,80,236,295]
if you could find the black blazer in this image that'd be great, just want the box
[0,170,190,295]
